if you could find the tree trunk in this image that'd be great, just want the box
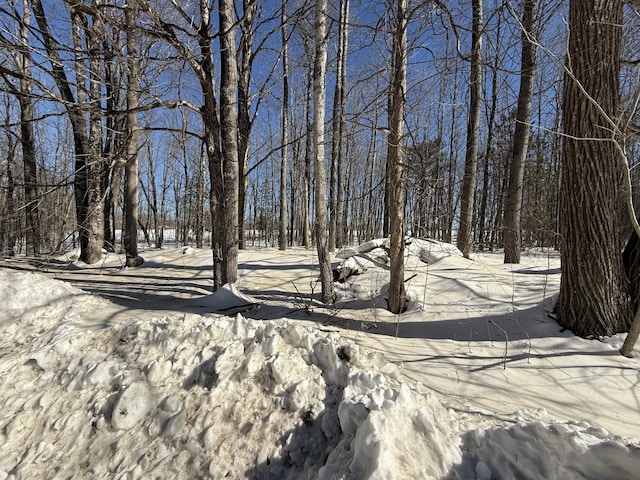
[279,1,289,251]
[503,0,537,264]
[303,58,313,249]
[456,0,483,258]
[19,0,39,256]
[238,0,257,250]
[1,128,17,257]
[102,39,123,253]
[556,0,631,337]
[85,10,106,264]
[330,0,349,251]
[313,0,335,304]
[444,63,460,244]
[387,0,407,314]
[219,0,239,284]
[477,10,502,252]
[124,0,142,267]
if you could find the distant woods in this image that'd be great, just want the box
[0,1,639,303]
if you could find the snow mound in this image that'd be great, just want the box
[335,238,387,259]
[0,270,106,328]
[450,420,640,480]
[1,271,639,479]
[197,282,259,313]
[407,238,464,264]
[0,272,461,479]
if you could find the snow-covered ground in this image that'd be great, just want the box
[1,240,639,479]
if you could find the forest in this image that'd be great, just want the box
[1,1,640,344]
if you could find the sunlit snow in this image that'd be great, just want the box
[1,240,639,479]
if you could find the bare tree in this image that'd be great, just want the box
[313,0,335,304]
[476,6,503,252]
[456,0,483,258]
[238,0,258,250]
[329,0,349,251]
[219,0,240,284]
[279,0,289,251]
[303,36,313,250]
[503,0,538,264]
[0,98,18,256]
[31,0,105,264]
[0,0,41,255]
[17,0,39,255]
[135,0,239,288]
[386,0,407,314]
[123,0,142,267]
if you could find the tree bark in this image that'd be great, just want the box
[387,0,407,314]
[1,126,17,257]
[503,0,537,264]
[557,0,631,337]
[124,0,142,267]
[313,0,335,304]
[279,1,289,251]
[86,9,106,264]
[456,0,483,259]
[219,0,239,284]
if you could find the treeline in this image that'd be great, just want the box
[0,0,637,272]
[0,0,564,257]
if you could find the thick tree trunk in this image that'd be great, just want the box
[503,0,537,264]
[557,0,631,337]
[313,0,335,304]
[387,0,407,314]
[219,0,239,284]
[85,10,106,265]
[456,0,483,259]
[622,232,640,355]
[191,0,224,288]
[124,1,142,267]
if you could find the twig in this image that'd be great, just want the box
[291,280,313,314]
[489,319,509,370]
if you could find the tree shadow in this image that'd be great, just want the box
[310,300,568,342]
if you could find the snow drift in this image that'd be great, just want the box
[1,269,639,479]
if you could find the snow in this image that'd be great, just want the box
[1,241,640,479]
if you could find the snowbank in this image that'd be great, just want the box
[1,271,639,479]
